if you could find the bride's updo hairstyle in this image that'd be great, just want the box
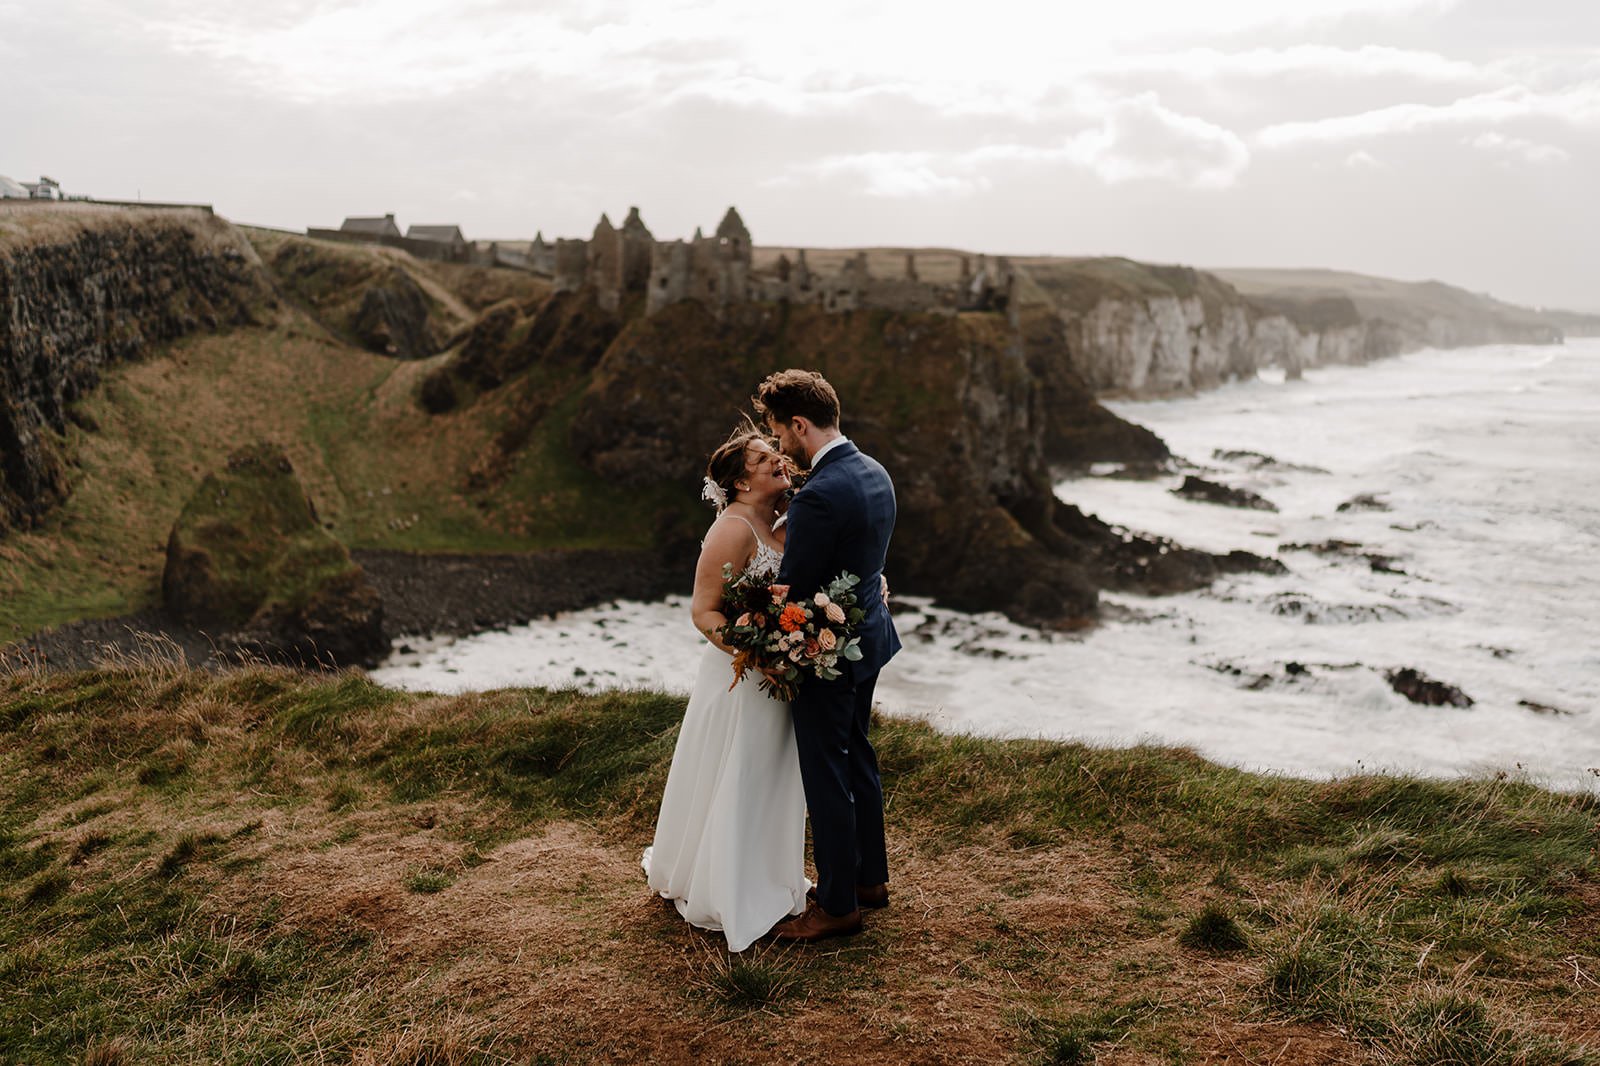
[704,422,769,508]
[752,369,840,428]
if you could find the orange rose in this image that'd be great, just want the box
[778,603,808,633]
[817,628,837,651]
[804,639,821,657]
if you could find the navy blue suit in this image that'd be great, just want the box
[778,440,902,916]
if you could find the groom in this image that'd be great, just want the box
[755,369,902,943]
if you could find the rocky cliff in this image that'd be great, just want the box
[164,442,386,667]
[556,299,1269,624]
[0,205,272,532]
[1016,257,1565,401]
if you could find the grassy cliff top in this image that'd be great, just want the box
[2,661,1595,1063]
[1211,267,1558,331]
[0,203,239,255]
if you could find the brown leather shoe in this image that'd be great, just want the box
[855,883,889,909]
[771,901,862,943]
[807,883,890,910]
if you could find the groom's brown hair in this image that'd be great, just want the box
[753,369,840,428]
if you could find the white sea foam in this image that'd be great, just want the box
[372,341,1600,789]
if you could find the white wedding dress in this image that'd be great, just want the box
[641,520,809,952]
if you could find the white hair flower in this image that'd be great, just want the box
[701,476,728,512]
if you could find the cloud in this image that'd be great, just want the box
[778,92,1250,198]
[1466,131,1570,164]
[1344,149,1386,170]
[792,154,990,198]
[1094,44,1491,85]
[1063,93,1250,188]
[1257,83,1600,146]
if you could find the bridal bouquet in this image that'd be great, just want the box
[717,567,865,700]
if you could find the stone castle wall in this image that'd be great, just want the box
[546,206,1015,320]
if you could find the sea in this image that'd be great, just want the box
[371,340,1600,790]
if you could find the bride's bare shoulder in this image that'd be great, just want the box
[698,515,755,563]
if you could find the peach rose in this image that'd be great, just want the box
[814,591,831,607]
[824,602,846,625]
[768,584,790,604]
[817,628,837,651]
[735,613,751,627]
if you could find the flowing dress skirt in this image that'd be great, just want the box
[641,644,808,952]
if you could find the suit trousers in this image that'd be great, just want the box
[791,668,888,916]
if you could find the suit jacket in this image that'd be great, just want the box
[778,440,902,678]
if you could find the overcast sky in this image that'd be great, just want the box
[4,0,1597,310]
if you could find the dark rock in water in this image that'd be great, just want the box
[1518,699,1575,717]
[1337,493,1391,513]
[1280,539,1408,575]
[1212,449,1330,475]
[1217,550,1288,576]
[1172,475,1278,512]
[1281,539,1365,555]
[1386,667,1473,708]
[1284,661,1308,676]
[1268,594,1406,624]
[163,442,386,668]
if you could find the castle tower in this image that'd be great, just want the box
[621,206,653,240]
[618,207,655,293]
[588,213,624,310]
[714,206,752,266]
[529,230,555,274]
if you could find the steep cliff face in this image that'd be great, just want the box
[255,233,485,359]
[564,300,1257,624]
[1020,257,1564,400]
[0,206,272,532]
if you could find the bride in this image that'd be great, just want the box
[641,426,809,951]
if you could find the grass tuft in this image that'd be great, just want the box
[403,867,455,894]
[1384,988,1586,1066]
[24,869,71,907]
[1177,902,1249,952]
[693,945,802,1010]
[83,1036,137,1066]
[68,832,113,865]
[1018,1000,1159,1065]
[158,832,221,878]
[1261,942,1344,1018]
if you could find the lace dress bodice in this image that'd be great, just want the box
[715,514,782,582]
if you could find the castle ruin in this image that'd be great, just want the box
[544,206,1015,319]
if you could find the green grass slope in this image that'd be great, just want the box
[0,232,673,642]
[1,662,1596,1063]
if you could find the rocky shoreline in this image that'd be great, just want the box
[6,547,681,671]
